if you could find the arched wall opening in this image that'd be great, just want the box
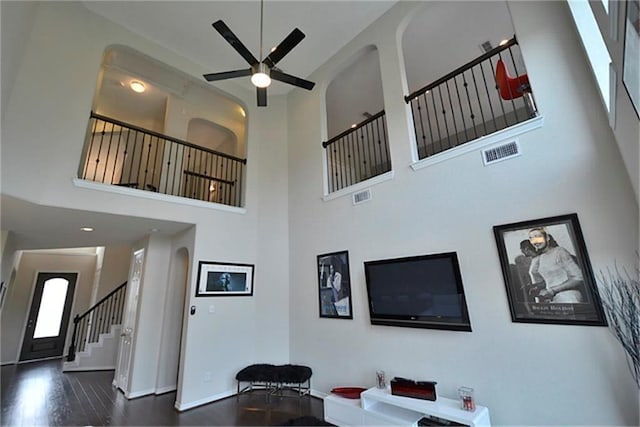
[325,45,385,139]
[155,246,189,394]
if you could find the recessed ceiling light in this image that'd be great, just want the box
[80,227,94,232]
[150,228,159,233]
[499,39,509,46]
[130,81,146,93]
[351,124,357,128]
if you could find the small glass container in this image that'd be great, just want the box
[376,370,386,389]
[458,386,475,411]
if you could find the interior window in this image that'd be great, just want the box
[567,0,613,113]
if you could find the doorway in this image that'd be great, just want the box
[19,272,77,362]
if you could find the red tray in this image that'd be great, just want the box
[331,387,367,399]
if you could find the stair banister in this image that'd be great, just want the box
[67,281,127,362]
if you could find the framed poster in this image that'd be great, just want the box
[493,214,606,326]
[196,261,254,297]
[317,250,353,319]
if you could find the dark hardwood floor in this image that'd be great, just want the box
[1,359,325,426]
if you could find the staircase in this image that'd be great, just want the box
[63,324,122,371]
[63,282,127,372]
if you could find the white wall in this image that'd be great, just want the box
[1,2,291,408]
[97,244,132,300]
[176,95,292,408]
[287,1,638,425]
[0,1,38,120]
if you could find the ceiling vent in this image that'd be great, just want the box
[482,140,521,166]
[352,189,371,205]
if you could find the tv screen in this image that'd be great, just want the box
[364,252,472,331]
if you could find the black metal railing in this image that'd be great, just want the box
[79,112,247,207]
[67,281,127,362]
[405,36,537,160]
[322,110,391,193]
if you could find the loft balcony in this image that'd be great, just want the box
[78,112,246,208]
[405,36,538,160]
[322,36,539,195]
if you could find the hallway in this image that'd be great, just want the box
[0,359,324,426]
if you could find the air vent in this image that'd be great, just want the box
[479,41,493,53]
[482,140,521,165]
[352,189,371,205]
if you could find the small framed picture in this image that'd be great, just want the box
[493,213,607,326]
[195,261,255,297]
[317,250,353,319]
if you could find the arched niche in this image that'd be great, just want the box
[92,45,247,157]
[402,1,517,94]
[325,45,385,139]
[187,118,237,158]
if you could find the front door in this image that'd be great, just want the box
[116,248,144,393]
[19,272,77,361]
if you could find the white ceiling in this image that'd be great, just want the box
[1,195,193,250]
[83,1,398,95]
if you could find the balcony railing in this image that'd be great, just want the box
[79,112,246,207]
[322,110,391,193]
[405,36,537,160]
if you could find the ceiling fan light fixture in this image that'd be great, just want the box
[251,63,271,88]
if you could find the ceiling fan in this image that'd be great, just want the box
[203,0,315,107]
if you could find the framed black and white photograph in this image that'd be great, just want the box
[195,261,254,297]
[493,214,607,326]
[317,250,353,319]
[623,0,639,117]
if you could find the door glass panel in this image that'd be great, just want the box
[33,278,69,338]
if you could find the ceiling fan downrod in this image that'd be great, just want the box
[251,0,271,88]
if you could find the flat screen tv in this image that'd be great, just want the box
[364,252,472,332]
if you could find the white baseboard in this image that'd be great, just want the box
[63,364,115,372]
[174,388,323,412]
[126,388,156,399]
[155,385,177,395]
[310,389,326,399]
[174,389,235,411]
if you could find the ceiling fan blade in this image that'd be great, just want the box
[264,28,305,67]
[212,20,259,66]
[271,69,315,90]
[257,87,267,107]
[203,68,252,82]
